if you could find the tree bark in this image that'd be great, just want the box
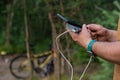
[59,0,72,75]
[48,12,60,80]
[6,0,13,45]
[113,18,120,80]
[23,0,33,79]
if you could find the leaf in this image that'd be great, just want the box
[113,1,120,10]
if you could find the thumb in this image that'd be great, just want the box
[82,24,87,32]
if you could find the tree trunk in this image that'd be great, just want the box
[6,1,13,45]
[48,12,60,80]
[113,18,120,80]
[59,0,72,75]
[23,0,33,79]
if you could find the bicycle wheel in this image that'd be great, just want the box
[9,55,31,79]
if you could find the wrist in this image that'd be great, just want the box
[87,40,97,53]
[82,39,92,49]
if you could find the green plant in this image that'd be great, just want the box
[71,44,89,65]
[30,76,39,80]
[90,58,114,80]
[0,45,14,54]
[15,44,26,53]
[61,74,79,80]
[92,1,120,30]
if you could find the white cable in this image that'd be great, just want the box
[56,30,74,80]
[56,30,93,80]
[79,55,93,80]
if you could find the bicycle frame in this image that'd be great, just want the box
[22,51,53,72]
[9,51,54,79]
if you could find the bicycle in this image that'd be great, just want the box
[9,44,54,79]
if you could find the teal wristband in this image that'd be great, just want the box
[87,40,96,53]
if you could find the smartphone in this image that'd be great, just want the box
[57,13,82,33]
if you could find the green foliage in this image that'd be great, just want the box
[92,1,120,30]
[34,38,52,53]
[30,76,39,80]
[14,44,26,53]
[114,1,120,10]
[61,74,79,80]
[71,44,89,65]
[90,58,114,80]
[0,31,6,45]
[0,45,14,54]
[0,0,119,53]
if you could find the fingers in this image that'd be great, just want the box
[87,24,103,40]
[67,28,79,41]
[87,24,101,32]
[66,24,91,42]
[82,24,87,32]
[66,24,87,41]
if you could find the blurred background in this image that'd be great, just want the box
[0,0,120,80]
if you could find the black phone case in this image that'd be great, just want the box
[57,13,82,32]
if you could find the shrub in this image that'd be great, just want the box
[0,44,14,54]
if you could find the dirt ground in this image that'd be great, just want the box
[0,55,99,80]
[0,55,18,80]
[0,55,53,80]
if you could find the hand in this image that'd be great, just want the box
[87,24,109,41]
[67,24,92,49]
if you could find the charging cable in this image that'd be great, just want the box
[79,55,93,80]
[56,30,93,80]
[56,30,73,80]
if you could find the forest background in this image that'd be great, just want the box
[0,0,120,80]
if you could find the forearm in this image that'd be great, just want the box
[92,41,120,64]
[107,30,117,42]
